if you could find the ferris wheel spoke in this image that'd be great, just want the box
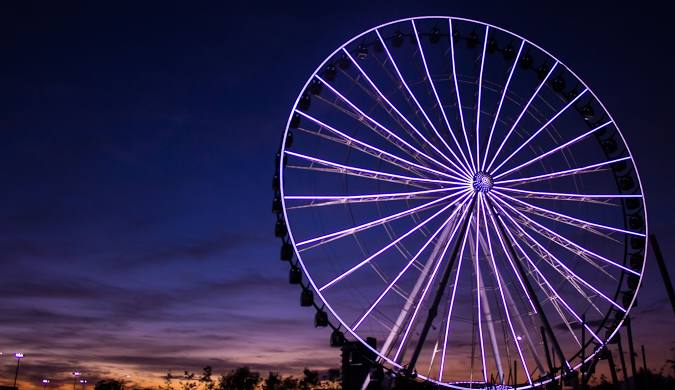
[315,75,459,174]
[486,197,572,372]
[295,110,465,182]
[295,127,448,184]
[491,197,603,345]
[334,61,438,159]
[352,191,471,331]
[285,151,463,187]
[475,26,489,173]
[340,48,472,179]
[474,194,488,383]
[493,120,615,180]
[296,189,469,250]
[402,195,476,366]
[490,89,589,176]
[491,192,639,277]
[410,21,474,174]
[310,92,444,172]
[485,61,559,173]
[478,196,533,386]
[498,187,642,202]
[318,191,473,292]
[448,19,476,171]
[285,186,466,209]
[495,156,632,187]
[490,195,627,313]
[481,40,525,172]
[287,165,437,190]
[438,212,472,381]
[521,236,605,317]
[373,29,472,178]
[484,200,538,313]
[494,189,645,238]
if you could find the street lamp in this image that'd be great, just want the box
[72,371,81,390]
[79,379,88,390]
[13,353,24,388]
[42,379,50,390]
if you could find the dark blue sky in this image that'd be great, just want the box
[0,1,673,388]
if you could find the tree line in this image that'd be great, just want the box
[93,366,340,390]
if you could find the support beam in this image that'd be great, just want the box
[607,349,620,389]
[617,335,628,390]
[625,317,637,384]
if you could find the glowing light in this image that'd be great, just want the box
[472,172,494,193]
[494,120,614,180]
[410,20,473,174]
[486,62,559,172]
[482,40,525,171]
[449,19,476,172]
[319,191,472,291]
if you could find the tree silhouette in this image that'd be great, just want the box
[94,379,125,390]
[199,367,214,390]
[180,371,197,390]
[279,376,298,390]
[217,367,260,390]
[299,368,318,390]
[160,371,175,390]
[262,372,281,390]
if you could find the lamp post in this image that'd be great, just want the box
[42,379,50,390]
[72,371,81,390]
[79,379,87,390]
[13,353,24,388]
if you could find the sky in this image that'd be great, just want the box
[1,0,674,389]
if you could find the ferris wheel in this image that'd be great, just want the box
[272,16,647,389]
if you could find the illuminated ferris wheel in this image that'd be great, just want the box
[272,16,647,389]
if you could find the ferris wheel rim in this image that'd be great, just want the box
[277,15,648,389]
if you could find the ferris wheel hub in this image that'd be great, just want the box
[472,171,494,193]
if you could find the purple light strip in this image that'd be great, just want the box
[484,199,538,315]
[395,194,476,362]
[475,26,489,172]
[495,156,631,186]
[481,40,525,172]
[285,151,462,186]
[297,189,469,248]
[479,196,532,385]
[493,189,646,238]
[494,120,614,180]
[315,75,457,174]
[485,61,559,173]
[490,192,640,276]
[285,186,465,201]
[490,196,603,344]
[475,194,488,383]
[490,89,588,176]
[352,195,469,330]
[498,187,642,199]
[295,110,465,182]
[491,194,627,313]
[438,200,474,380]
[448,19,476,172]
[409,21,473,174]
[340,48,471,178]
[319,191,472,292]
